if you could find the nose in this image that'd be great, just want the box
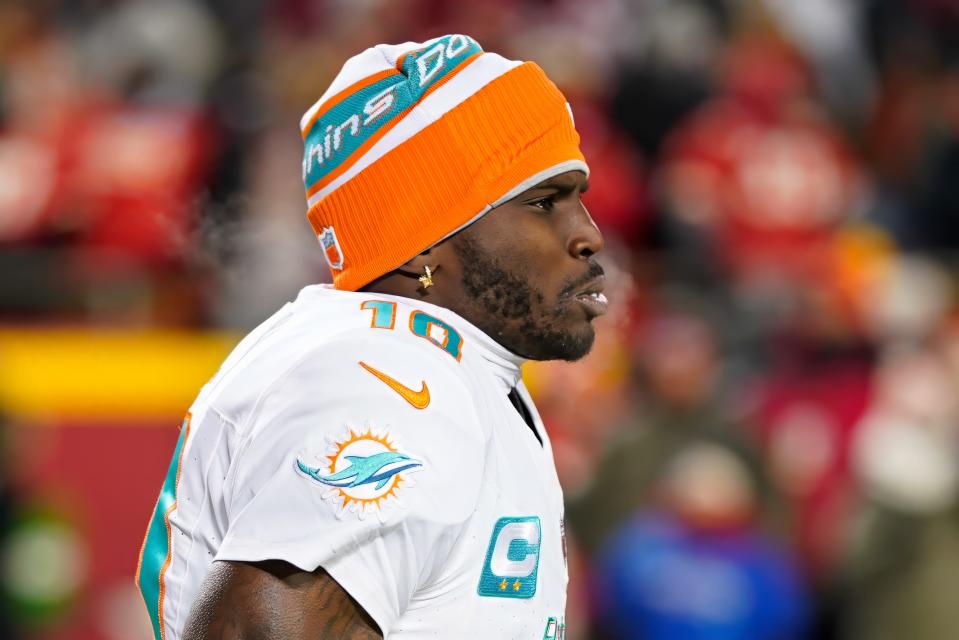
[568,204,604,259]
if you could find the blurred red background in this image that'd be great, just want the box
[1,1,958,639]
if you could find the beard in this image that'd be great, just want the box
[452,236,601,361]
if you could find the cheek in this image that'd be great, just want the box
[520,233,573,296]
[473,211,573,300]
[527,267,569,310]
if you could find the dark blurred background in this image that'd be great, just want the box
[0,0,958,638]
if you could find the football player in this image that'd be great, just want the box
[137,34,605,639]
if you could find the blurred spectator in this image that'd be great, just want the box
[761,0,876,128]
[839,344,959,640]
[567,304,781,556]
[608,0,726,158]
[745,313,874,579]
[861,0,959,250]
[656,36,862,280]
[592,442,809,640]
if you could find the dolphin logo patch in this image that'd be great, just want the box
[296,427,423,518]
[297,451,422,490]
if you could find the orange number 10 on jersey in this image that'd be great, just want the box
[361,300,463,361]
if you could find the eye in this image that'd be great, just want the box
[529,195,556,212]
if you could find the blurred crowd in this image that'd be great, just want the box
[1,0,958,638]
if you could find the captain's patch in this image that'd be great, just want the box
[477,516,541,598]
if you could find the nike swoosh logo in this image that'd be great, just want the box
[358,361,430,410]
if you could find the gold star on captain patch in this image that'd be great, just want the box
[499,579,508,590]
[512,580,522,591]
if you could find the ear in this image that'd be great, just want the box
[395,241,456,276]
[394,248,433,277]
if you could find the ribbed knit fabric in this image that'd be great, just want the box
[300,35,588,291]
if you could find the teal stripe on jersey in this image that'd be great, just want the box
[302,34,482,193]
[138,415,191,639]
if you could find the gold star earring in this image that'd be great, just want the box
[418,265,435,289]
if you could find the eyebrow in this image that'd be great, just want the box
[527,177,589,195]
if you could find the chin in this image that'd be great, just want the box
[521,321,596,362]
[561,324,596,361]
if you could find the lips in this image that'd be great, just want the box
[571,277,608,317]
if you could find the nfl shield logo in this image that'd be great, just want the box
[319,226,344,270]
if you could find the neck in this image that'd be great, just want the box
[361,271,456,310]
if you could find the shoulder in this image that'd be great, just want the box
[207,288,479,431]
[264,316,483,451]
[271,306,477,427]
[279,287,473,384]
[289,289,475,398]
[229,293,487,524]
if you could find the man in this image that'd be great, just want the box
[136,34,606,639]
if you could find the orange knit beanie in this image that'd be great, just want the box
[300,34,588,290]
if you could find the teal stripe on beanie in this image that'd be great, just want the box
[302,34,482,193]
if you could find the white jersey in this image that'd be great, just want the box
[136,284,568,639]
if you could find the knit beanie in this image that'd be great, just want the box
[300,34,589,290]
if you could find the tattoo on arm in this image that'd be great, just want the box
[182,560,382,640]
